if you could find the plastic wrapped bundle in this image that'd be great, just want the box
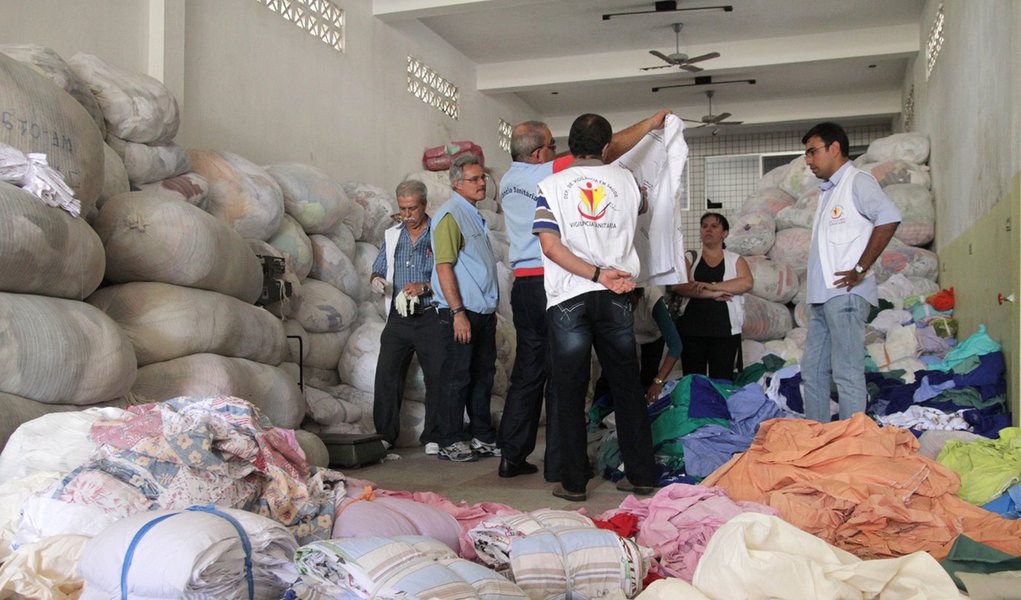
[776,156,822,199]
[137,171,209,208]
[106,135,191,186]
[188,149,284,241]
[95,191,263,303]
[337,322,384,394]
[858,160,931,189]
[0,44,106,137]
[292,279,357,334]
[403,170,453,214]
[341,182,398,245]
[757,164,787,191]
[745,256,799,304]
[326,221,357,259]
[351,242,381,303]
[305,386,363,427]
[741,293,793,342]
[739,187,796,217]
[333,492,462,552]
[863,132,930,164]
[775,205,815,231]
[68,52,179,144]
[309,234,360,298]
[98,143,130,209]
[305,330,352,370]
[268,214,314,281]
[741,339,768,367]
[295,430,330,468]
[873,240,939,283]
[0,182,106,299]
[266,162,349,235]
[87,282,288,367]
[767,228,812,275]
[885,183,935,246]
[726,211,776,256]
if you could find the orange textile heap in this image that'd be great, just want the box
[702,414,1021,560]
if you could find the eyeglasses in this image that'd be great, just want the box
[536,141,556,153]
[460,175,486,184]
[805,144,829,158]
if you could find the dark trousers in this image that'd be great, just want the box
[436,308,497,447]
[549,290,656,493]
[372,306,444,446]
[594,336,665,399]
[680,333,742,381]
[498,276,560,478]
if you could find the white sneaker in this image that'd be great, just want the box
[470,438,500,457]
[424,442,439,455]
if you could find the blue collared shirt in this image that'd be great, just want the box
[372,222,435,307]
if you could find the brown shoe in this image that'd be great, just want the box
[615,478,656,495]
[552,484,587,502]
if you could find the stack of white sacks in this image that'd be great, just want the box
[724,133,938,369]
[0,45,520,453]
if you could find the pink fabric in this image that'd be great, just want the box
[598,483,778,581]
[333,485,463,551]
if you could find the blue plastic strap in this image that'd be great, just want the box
[119,506,255,600]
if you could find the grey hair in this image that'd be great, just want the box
[510,121,548,161]
[449,152,483,185]
[395,179,428,204]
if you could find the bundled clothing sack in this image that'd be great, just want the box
[333,485,462,551]
[188,149,285,241]
[293,535,526,599]
[422,141,484,172]
[265,163,348,235]
[78,505,298,600]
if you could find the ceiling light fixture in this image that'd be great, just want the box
[651,75,755,92]
[602,1,732,21]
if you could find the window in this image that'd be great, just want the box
[407,56,459,119]
[498,118,512,154]
[256,0,345,52]
[925,4,945,80]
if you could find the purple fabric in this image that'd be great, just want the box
[913,375,957,403]
[777,372,804,414]
[953,352,1005,391]
[686,376,730,420]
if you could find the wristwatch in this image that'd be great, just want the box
[652,377,665,386]
[853,263,866,274]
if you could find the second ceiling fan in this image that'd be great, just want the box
[641,22,720,73]
[682,90,743,127]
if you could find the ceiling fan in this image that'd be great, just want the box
[651,74,755,93]
[641,23,720,73]
[603,1,733,21]
[682,90,743,127]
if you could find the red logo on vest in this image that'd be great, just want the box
[577,182,607,220]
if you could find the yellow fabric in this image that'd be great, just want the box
[0,534,89,600]
[937,427,1021,505]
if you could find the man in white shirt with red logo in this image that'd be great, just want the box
[533,113,657,502]
[801,121,901,423]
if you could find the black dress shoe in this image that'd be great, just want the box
[498,457,538,478]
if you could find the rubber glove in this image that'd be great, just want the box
[370,276,386,295]
[394,290,420,317]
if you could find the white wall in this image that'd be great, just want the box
[908,0,1021,247]
[0,0,535,189]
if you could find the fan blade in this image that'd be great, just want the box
[719,120,743,125]
[649,50,677,64]
[640,64,674,71]
[706,112,732,123]
[684,52,721,64]
[680,64,704,73]
[679,116,702,124]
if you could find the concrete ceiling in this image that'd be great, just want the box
[374,0,923,136]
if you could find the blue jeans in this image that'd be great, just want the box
[436,308,498,446]
[499,276,560,478]
[548,290,656,493]
[802,294,872,422]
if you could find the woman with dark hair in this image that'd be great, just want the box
[671,212,753,380]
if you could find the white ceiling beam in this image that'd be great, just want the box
[543,90,902,138]
[478,24,919,92]
[373,0,547,21]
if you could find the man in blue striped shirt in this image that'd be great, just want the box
[370,180,443,452]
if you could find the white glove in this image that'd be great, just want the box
[394,290,421,317]
[370,276,386,295]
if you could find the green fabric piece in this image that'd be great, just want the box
[939,535,1021,591]
[650,375,731,458]
[937,427,1021,505]
[761,354,786,372]
[936,388,1004,411]
[933,324,1002,372]
[734,363,767,387]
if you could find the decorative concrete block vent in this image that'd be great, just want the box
[736,132,937,370]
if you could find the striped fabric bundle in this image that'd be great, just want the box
[469,510,650,599]
[293,535,526,599]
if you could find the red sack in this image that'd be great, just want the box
[422,141,484,171]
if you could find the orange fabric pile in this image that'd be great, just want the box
[702,414,1021,560]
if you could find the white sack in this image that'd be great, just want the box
[864,133,930,165]
[283,319,310,363]
[337,322,385,394]
[305,386,364,426]
[268,214,314,281]
[95,191,264,303]
[0,293,137,405]
[132,355,305,429]
[885,183,935,247]
[726,211,775,256]
[858,160,931,189]
[87,282,288,367]
[739,187,796,217]
[741,293,793,342]
[265,162,349,234]
[188,149,284,241]
[309,234,360,298]
[0,53,104,213]
[0,392,128,461]
[98,142,129,209]
[305,330,352,370]
[295,430,329,469]
[106,135,190,186]
[67,53,179,144]
[766,228,812,275]
[776,156,822,199]
[745,256,799,304]
[326,221,357,260]
[341,182,398,245]
[292,279,358,334]
[403,170,453,215]
[873,239,939,283]
[136,171,209,208]
[351,242,381,303]
[0,181,105,299]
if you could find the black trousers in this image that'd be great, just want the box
[680,333,742,381]
[436,308,498,447]
[498,276,560,478]
[372,306,444,446]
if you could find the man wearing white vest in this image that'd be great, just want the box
[430,153,501,463]
[534,114,658,502]
[369,180,442,451]
[801,122,901,423]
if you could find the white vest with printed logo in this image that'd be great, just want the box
[815,165,874,290]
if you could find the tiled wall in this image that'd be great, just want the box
[681,124,892,250]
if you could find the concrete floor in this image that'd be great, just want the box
[345,428,629,517]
